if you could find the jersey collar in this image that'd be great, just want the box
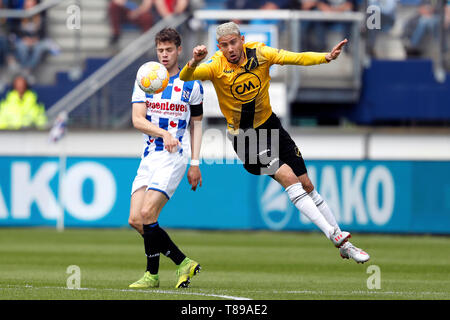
[169,68,181,81]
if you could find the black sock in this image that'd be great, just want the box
[154,225,186,265]
[143,222,160,274]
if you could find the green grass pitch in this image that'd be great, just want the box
[0,228,449,300]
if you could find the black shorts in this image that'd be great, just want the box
[229,112,307,177]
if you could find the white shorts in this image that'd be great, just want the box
[131,151,188,199]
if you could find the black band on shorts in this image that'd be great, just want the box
[190,103,203,117]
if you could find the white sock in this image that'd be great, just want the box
[286,183,334,238]
[308,189,341,232]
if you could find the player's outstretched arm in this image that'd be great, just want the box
[132,102,180,153]
[268,40,347,66]
[325,39,348,62]
[187,114,203,191]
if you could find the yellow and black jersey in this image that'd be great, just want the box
[180,41,329,133]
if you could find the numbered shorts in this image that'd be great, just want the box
[131,151,187,199]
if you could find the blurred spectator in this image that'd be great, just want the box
[403,0,440,57]
[0,2,9,68]
[14,0,49,82]
[317,0,354,12]
[0,3,8,92]
[314,0,356,51]
[2,0,24,75]
[445,0,450,68]
[445,0,450,31]
[298,0,318,11]
[251,0,292,25]
[5,0,25,36]
[0,75,47,130]
[447,1,450,19]
[366,0,397,57]
[154,0,190,19]
[153,0,200,53]
[109,0,153,46]
[292,0,321,50]
[225,0,291,25]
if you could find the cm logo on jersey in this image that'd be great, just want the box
[230,72,261,103]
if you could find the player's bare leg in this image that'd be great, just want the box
[131,190,200,289]
[274,163,302,189]
[129,189,165,288]
[274,164,350,247]
[128,186,146,235]
[297,173,370,264]
[140,189,168,225]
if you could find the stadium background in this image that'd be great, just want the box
[0,0,449,301]
[0,0,448,233]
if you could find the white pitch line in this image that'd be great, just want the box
[0,284,252,300]
[273,290,449,296]
[2,285,448,299]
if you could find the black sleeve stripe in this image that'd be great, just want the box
[190,103,203,117]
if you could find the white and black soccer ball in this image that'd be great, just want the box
[136,61,170,94]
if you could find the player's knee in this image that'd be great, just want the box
[275,167,300,188]
[140,204,158,222]
[298,174,315,193]
[128,218,141,230]
[140,208,150,220]
[303,183,314,194]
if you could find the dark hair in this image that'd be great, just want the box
[155,28,181,47]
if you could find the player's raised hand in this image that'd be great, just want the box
[163,132,181,153]
[193,45,207,62]
[325,39,348,62]
[189,45,208,67]
[187,165,202,191]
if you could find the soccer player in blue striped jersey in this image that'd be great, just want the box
[128,28,203,289]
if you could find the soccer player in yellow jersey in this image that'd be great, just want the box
[180,22,370,264]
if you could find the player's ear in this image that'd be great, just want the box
[178,45,182,55]
[241,35,245,43]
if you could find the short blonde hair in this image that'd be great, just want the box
[216,22,241,41]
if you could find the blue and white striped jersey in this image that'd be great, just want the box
[131,71,203,158]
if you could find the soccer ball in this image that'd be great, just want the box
[136,61,170,94]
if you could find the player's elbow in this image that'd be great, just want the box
[132,116,144,131]
[132,118,138,129]
[132,120,140,131]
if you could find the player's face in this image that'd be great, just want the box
[217,34,245,65]
[156,41,181,72]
